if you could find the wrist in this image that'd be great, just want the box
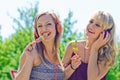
[91,46,99,51]
[70,63,76,70]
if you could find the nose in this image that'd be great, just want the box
[88,23,95,29]
[41,25,47,30]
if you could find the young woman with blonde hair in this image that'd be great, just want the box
[63,11,117,80]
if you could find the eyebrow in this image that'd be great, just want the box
[90,19,94,21]
[37,21,51,25]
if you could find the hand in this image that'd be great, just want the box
[71,54,81,70]
[92,32,110,50]
[23,41,37,61]
[26,41,36,51]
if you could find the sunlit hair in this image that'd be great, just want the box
[92,11,118,67]
[33,11,63,70]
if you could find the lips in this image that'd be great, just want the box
[41,32,51,37]
[87,29,95,34]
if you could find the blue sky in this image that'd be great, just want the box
[0,0,120,41]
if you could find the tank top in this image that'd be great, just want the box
[30,57,64,80]
[69,41,106,80]
[68,61,106,80]
[68,53,106,80]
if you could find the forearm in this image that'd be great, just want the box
[88,48,99,80]
[15,58,33,80]
[64,64,75,80]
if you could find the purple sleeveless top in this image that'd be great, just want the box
[68,53,106,80]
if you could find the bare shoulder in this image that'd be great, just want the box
[76,40,86,48]
[18,41,37,70]
[17,51,26,71]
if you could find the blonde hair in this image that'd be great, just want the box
[92,11,117,67]
[33,11,63,70]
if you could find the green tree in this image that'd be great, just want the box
[0,1,82,79]
[0,2,39,80]
[3,1,120,80]
[59,11,82,59]
[107,43,120,80]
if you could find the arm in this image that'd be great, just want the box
[88,32,110,80]
[15,42,36,80]
[88,47,110,80]
[62,42,81,80]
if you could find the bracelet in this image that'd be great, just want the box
[70,63,76,70]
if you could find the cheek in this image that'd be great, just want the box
[85,25,88,32]
[96,30,102,37]
[52,28,56,36]
[52,26,56,33]
[37,29,42,36]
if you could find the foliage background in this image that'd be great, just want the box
[0,1,120,80]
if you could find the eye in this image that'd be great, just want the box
[46,23,52,27]
[95,24,100,27]
[47,23,52,26]
[38,25,42,27]
[89,20,93,24]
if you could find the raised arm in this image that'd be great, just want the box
[88,33,110,80]
[15,42,36,80]
[62,42,81,79]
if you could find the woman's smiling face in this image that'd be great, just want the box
[86,17,104,39]
[37,14,56,41]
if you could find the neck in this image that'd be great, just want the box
[43,40,55,55]
[43,40,57,63]
[85,38,95,50]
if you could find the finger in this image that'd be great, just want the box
[71,55,77,59]
[98,33,103,40]
[29,41,36,49]
[71,57,77,61]
[102,32,105,39]
[31,41,36,45]
[72,55,79,60]
[27,43,33,51]
[32,42,36,49]
[72,57,81,62]
[24,44,31,51]
[104,32,110,43]
[25,50,31,55]
[28,46,33,51]
[27,41,36,50]
[74,52,78,55]
[75,57,81,62]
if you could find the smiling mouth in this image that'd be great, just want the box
[42,32,51,37]
[88,30,95,34]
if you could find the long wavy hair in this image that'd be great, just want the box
[33,11,63,69]
[91,11,118,67]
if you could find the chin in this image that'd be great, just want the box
[45,36,55,42]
